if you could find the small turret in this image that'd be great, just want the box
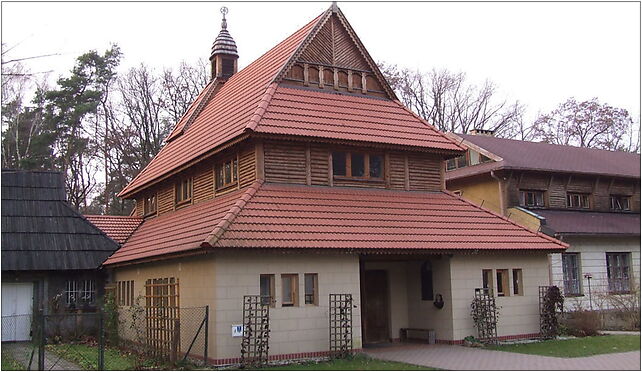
[210,7,239,80]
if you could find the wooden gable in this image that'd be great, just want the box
[280,6,395,99]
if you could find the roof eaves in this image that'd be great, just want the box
[203,180,264,247]
[441,189,569,250]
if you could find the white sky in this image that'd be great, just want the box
[2,1,640,123]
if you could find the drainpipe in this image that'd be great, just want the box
[490,170,505,216]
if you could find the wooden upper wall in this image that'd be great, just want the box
[133,137,446,218]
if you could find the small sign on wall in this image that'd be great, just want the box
[232,324,244,337]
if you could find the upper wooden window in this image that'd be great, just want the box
[496,269,509,297]
[260,274,275,307]
[175,178,193,206]
[610,195,631,211]
[566,193,590,209]
[512,269,523,296]
[143,194,157,216]
[332,151,383,180]
[281,274,299,307]
[482,269,493,295]
[215,157,238,190]
[446,154,468,171]
[519,190,545,208]
[304,273,318,306]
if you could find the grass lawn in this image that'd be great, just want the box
[488,335,641,358]
[1,351,26,371]
[258,354,435,370]
[46,343,140,370]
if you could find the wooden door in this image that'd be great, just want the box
[363,270,390,344]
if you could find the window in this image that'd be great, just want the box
[65,280,96,306]
[610,195,631,211]
[496,269,509,297]
[260,274,275,307]
[215,157,238,190]
[117,280,135,306]
[175,177,193,205]
[332,152,383,180]
[519,190,545,208]
[304,274,318,305]
[421,262,434,301]
[566,193,590,209]
[607,252,631,293]
[143,194,157,216]
[446,154,468,171]
[281,274,299,307]
[512,269,523,296]
[482,269,493,295]
[479,154,492,163]
[562,253,581,296]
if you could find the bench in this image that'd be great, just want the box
[399,328,435,344]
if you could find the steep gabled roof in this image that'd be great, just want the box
[84,215,143,244]
[446,134,641,181]
[1,170,120,271]
[119,6,464,198]
[105,182,567,267]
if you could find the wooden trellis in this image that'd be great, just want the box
[539,285,564,339]
[240,295,270,368]
[145,277,180,361]
[329,293,352,357]
[472,288,498,344]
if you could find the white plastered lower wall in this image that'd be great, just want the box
[550,236,641,311]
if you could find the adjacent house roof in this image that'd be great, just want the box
[446,134,641,181]
[84,215,143,244]
[104,182,567,266]
[534,209,641,236]
[119,6,463,198]
[1,170,120,271]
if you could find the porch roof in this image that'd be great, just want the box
[104,182,567,266]
[84,215,143,244]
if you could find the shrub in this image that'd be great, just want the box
[563,310,601,337]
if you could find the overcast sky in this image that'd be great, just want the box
[2,1,640,123]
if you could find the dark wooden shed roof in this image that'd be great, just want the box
[1,170,120,271]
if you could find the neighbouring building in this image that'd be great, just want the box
[445,132,641,311]
[102,4,567,364]
[0,170,139,342]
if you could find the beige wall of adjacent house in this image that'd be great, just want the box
[550,236,641,311]
[111,255,217,358]
[213,251,362,360]
[449,253,549,340]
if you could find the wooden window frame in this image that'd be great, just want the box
[496,269,509,297]
[610,195,631,211]
[606,252,631,294]
[304,273,319,306]
[117,280,135,306]
[519,189,546,208]
[512,269,524,296]
[65,279,96,306]
[175,177,193,207]
[281,274,299,307]
[566,192,590,209]
[260,274,276,307]
[143,193,157,217]
[215,156,239,191]
[562,253,582,296]
[482,269,494,295]
[331,151,384,181]
[446,153,469,171]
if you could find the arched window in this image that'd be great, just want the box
[421,261,434,301]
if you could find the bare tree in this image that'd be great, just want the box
[532,98,639,152]
[379,62,525,137]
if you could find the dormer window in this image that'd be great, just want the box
[332,152,383,180]
[610,195,631,211]
[566,193,590,209]
[143,194,157,216]
[446,154,468,171]
[519,190,545,208]
[175,178,193,206]
[215,157,238,190]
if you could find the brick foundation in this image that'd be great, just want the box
[436,332,541,345]
[208,349,363,366]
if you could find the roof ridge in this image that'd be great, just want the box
[59,203,121,256]
[245,82,279,132]
[441,189,569,249]
[392,100,466,152]
[202,180,264,247]
[166,79,221,142]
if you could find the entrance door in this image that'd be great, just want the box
[1,282,33,341]
[363,270,390,344]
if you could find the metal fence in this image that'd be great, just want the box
[1,307,208,371]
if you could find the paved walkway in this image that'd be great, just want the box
[2,342,82,370]
[364,344,641,370]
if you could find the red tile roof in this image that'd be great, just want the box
[118,9,464,198]
[446,134,641,181]
[84,215,142,245]
[104,183,567,266]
